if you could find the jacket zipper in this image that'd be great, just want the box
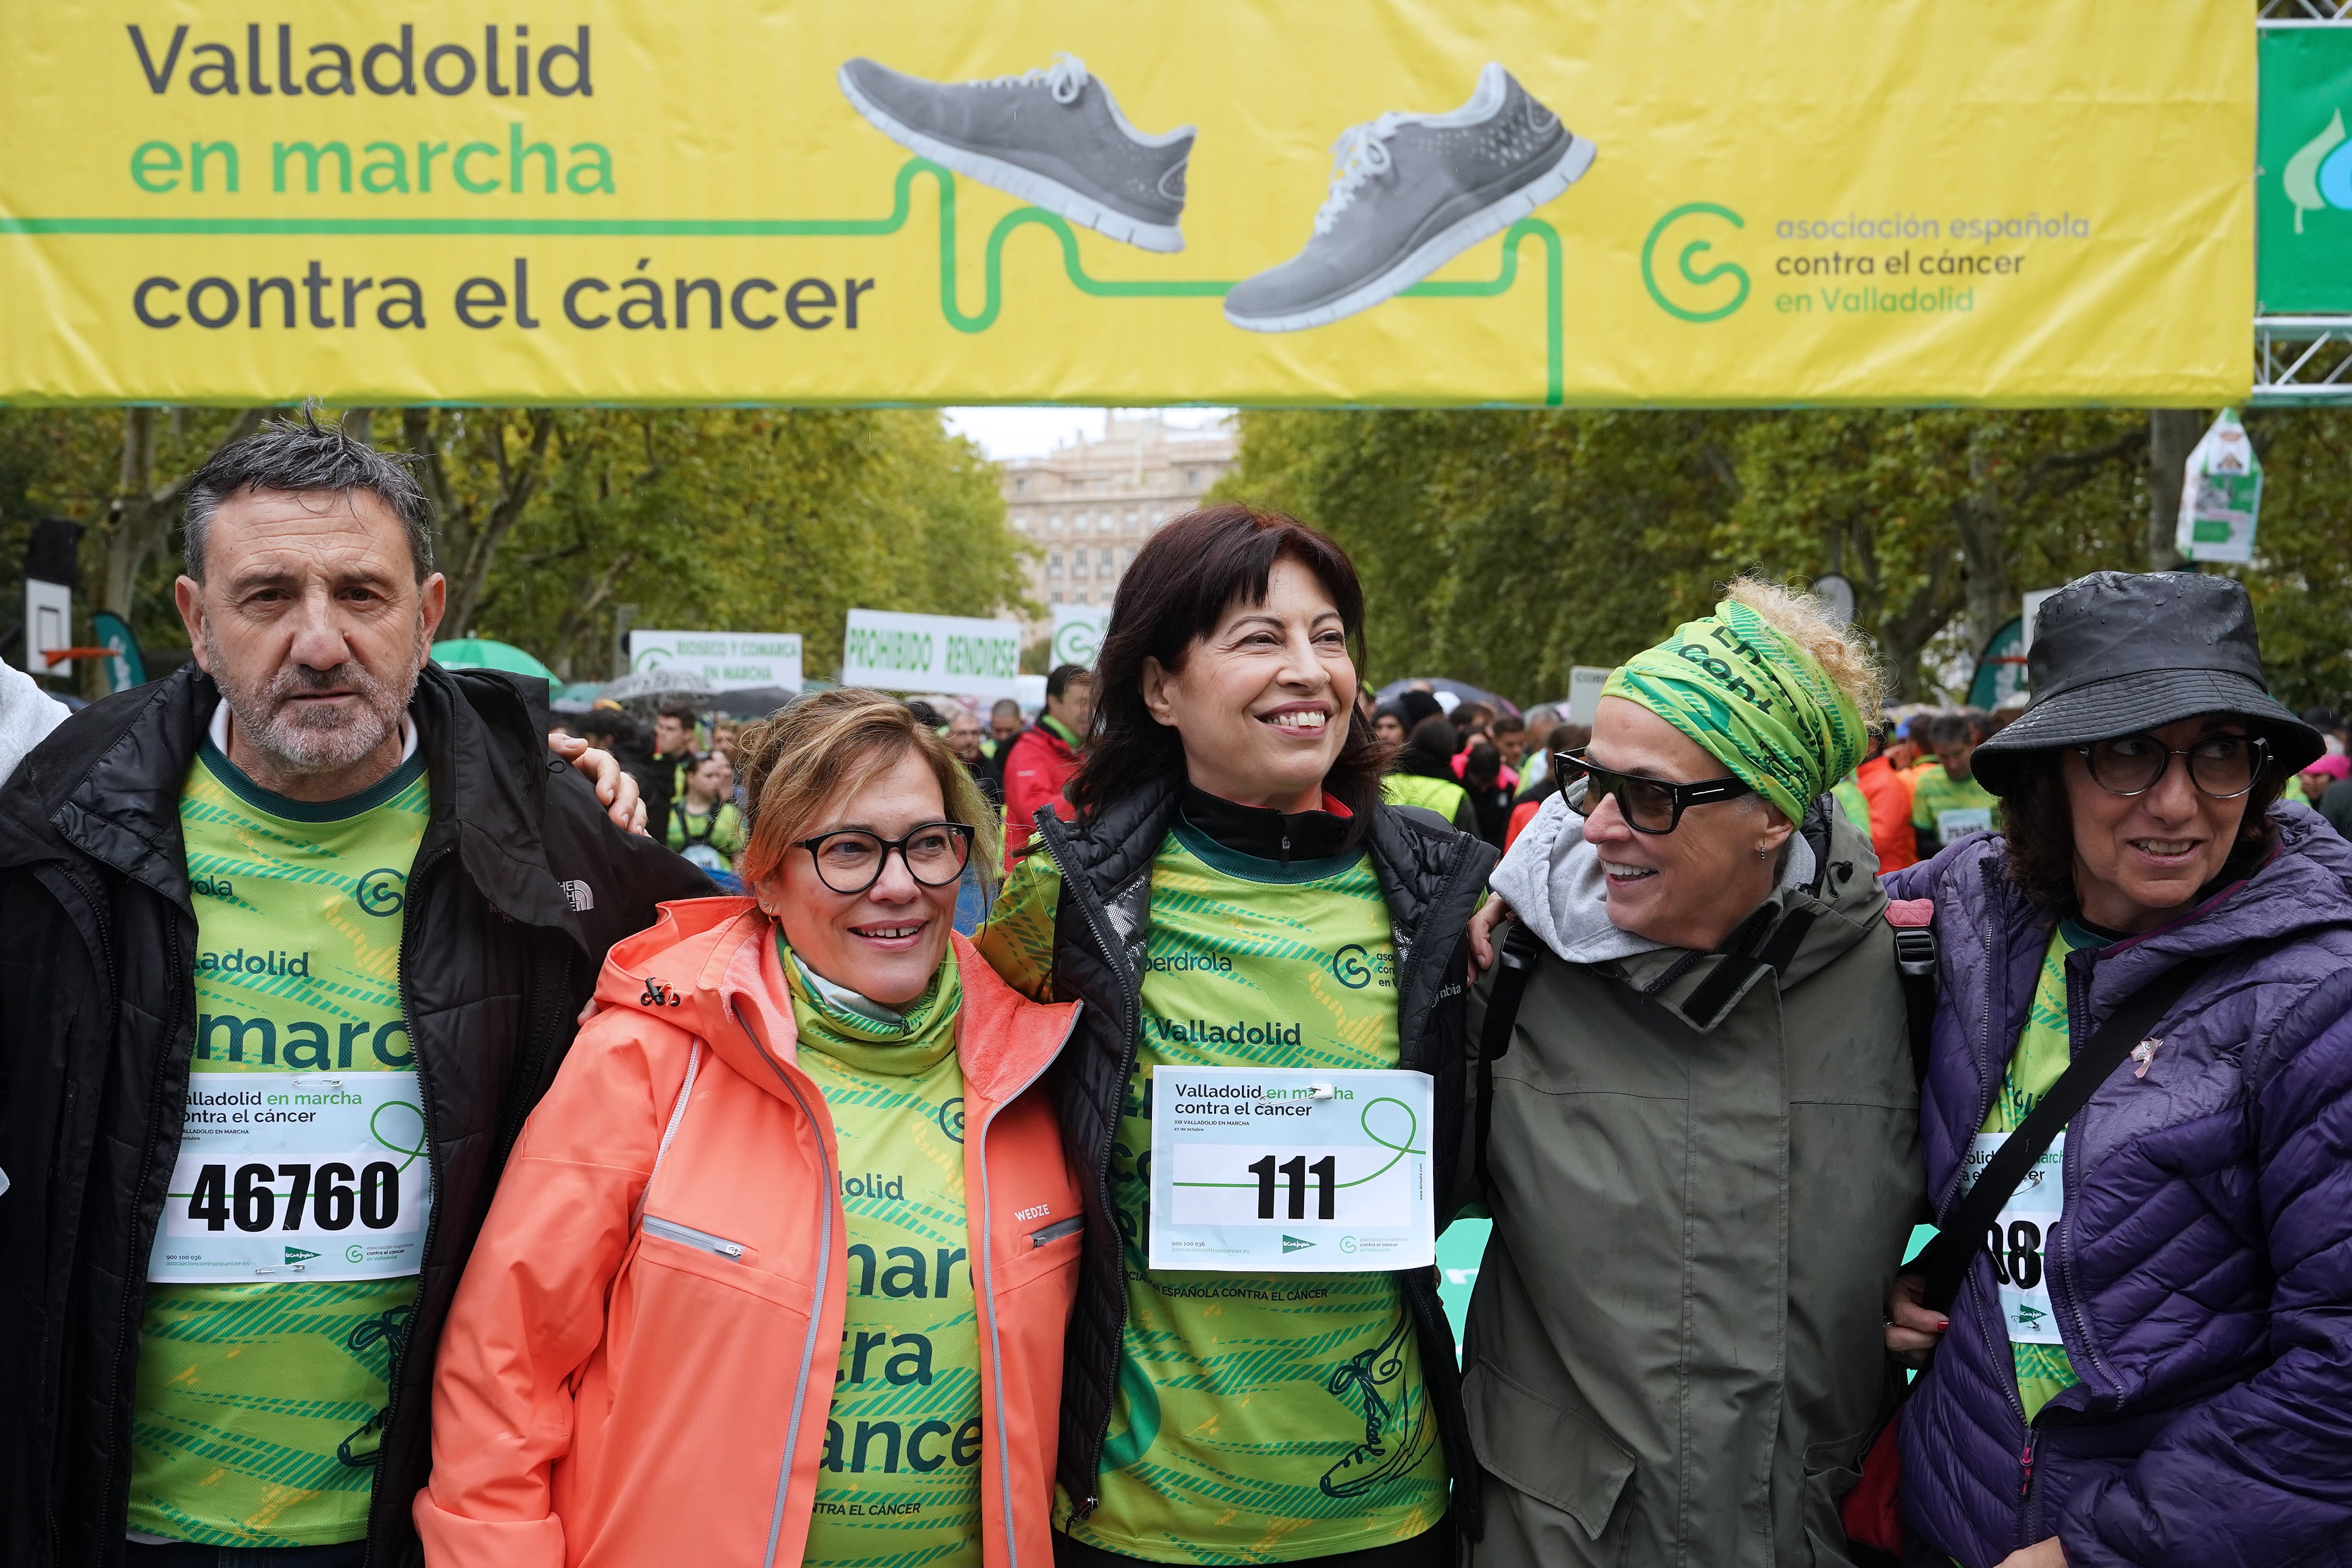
[640,1215,746,1258]
[1034,813,1140,1518]
[1029,1216,1085,1247]
[365,840,451,1560]
[734,1000,834,1568]
[975,1007,1086,1567]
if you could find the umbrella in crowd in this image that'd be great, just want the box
[431,638,556,680]
[1372,677,1520,717]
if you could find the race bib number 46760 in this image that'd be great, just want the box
[148,1071,430,1283]
[1147,1066,1434,1273]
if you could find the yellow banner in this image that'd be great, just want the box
[0,2,2251,406]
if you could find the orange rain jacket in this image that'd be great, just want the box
[1852,752,1920,872]
[415,899,1085,1568]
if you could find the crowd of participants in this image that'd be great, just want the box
[0,413,2346,1568]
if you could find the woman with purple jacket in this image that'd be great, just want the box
[1881,571,2352,1567]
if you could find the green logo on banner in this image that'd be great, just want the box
[1282,1235,1315,1253]
[1642,203,1749,322]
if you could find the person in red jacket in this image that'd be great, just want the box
[1851,726,1922,872]
[1002,662,1093,861]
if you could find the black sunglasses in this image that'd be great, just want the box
[1560,748,1754,834]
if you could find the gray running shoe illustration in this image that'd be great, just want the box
[1224,64,1595,333]
[839,54,1194,253]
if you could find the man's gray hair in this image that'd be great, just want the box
[183,407,436,582]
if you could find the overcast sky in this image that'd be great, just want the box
[942,406,1234,461]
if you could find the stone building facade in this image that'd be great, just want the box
[999,413,1236,626]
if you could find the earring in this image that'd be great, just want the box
[1757,844,1769,861]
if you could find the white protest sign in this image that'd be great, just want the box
[629,630,803,692]
[1148,1066,1435,1273]
[842,609,1023,701]
[1051,603,1110,669]
[2020,588,2063,654]
[24,578,69,677]
[1567,666,1614,726]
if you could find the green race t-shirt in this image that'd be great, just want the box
[1981,918,2113,1420]
[1911,767,2000,847]
[130,732,429,1547]
[986,827,1449,1564]
[785,941,986,1568]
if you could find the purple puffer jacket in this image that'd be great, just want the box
[1886,804,2352,1568]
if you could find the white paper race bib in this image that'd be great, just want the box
[1964,1130,2065,1344]
[147,1071,430,1283]
[1938,806,1995,842]
[1147,1066,1434,1273]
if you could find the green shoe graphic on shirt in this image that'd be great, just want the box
[1319,1316,1432,1499]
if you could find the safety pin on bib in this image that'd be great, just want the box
[1307,1083,1335,1100]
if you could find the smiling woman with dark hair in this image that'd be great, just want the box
[977,503,1496,1568]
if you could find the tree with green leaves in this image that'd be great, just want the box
[1,405,1031,691]
[1216,407,2352,712]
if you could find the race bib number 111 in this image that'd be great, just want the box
[1147,1066,1434,1273]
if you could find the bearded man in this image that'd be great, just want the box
[0,413,711,1568]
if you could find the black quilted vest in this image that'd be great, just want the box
[1034,774,1499,1536]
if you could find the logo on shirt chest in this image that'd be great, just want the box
[353,868,406,917]
[1330,944,1395,990]
[191,874,235,899]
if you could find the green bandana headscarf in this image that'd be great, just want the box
[1602,600,1869,823]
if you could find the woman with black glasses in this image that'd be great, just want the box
[418,690,1086,1568]
[1459,578,1924,1568]
[1881,572,2352,1568]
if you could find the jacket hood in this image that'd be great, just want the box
[1490,788,1823,965]
[595,897,1075,1109]
[1491,789,1890,1032]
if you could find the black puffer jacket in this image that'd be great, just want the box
[1034,776,1500,1533]
[0,663,712,1568]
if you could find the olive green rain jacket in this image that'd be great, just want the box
[1460,795,1923,1568]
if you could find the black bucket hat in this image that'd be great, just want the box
[1972,570,2325,796]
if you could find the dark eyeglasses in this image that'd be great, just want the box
[2073,732,2267,800]
[1560,749,1753,834]
[793,822,974,894]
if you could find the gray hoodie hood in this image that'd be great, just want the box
[1488,788,1816,964]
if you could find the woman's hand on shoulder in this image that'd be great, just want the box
[1884,1272,1947,1367]
[1467,892,1515,976]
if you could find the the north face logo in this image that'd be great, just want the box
[561,879,594,912]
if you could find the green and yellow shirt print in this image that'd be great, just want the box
[1981,919,2112,1421]
[785,943,987,1568]
[1043,825,1448,1565]
[130,736,429,1547]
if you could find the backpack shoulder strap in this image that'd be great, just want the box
[1475,921,1544,1207]
[1887,898,1938,1084]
